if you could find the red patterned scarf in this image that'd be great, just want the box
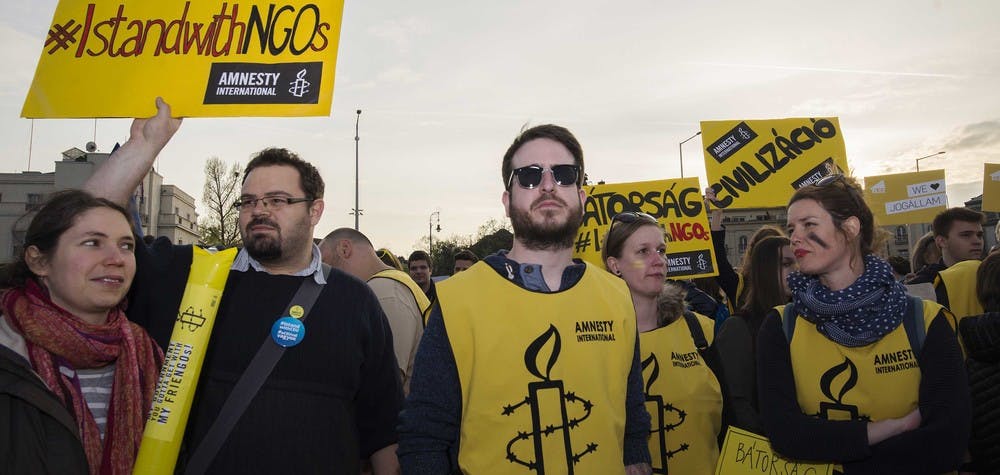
[1,279,163,475]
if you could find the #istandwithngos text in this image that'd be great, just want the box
[52,2,333,58]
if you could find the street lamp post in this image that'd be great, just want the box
[353,109,362,230]
[914,151,945,172]
[429,211,441,252]
[678,131,701,178]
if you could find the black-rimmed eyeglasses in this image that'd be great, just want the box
[233,196,313,211]
[506,164,580,189]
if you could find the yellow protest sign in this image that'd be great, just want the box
[23,0,344,118]
[984,163,1000,212]
[863,170,947,226]
[700,118,849,209]
[573,178,718,279]
[715,427,835,475]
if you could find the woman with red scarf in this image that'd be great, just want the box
[0,190,163,474]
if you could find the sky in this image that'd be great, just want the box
[1,0,998,255]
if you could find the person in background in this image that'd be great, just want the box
[452,249,479,274]
[407,250,436,302]
[958,250,1000,473]
[376,248,404,271]
[909,208,985,285]
[321,228,430,393]
[603,210,726,474]
[1,190,163,474]
[907,232,941,284]
[887,256,911,283]
[758,174,970,473]
[715,235,793,436]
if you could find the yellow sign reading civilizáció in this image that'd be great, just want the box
[700,118,849,209]
[863,170,948,226]
[573,177,719,279]
[23,0,344,118]
[984,163,1000,212]
[715,427,835,475]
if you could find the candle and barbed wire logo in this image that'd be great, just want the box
[642,353,688,473]
[289,69,311,98]
[811,356,869,421]
[502,324,596,473]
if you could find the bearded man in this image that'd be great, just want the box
[398,125,652,475]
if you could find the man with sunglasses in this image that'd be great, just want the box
[83,101,403,474]
[399,125,652,474]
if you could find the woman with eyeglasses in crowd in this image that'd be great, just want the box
[757,174,970,473]
[1,190,163,474]
[715,235,794,436]
[602,211,727,474]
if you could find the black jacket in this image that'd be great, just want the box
[959,312,1000,474]
[0,344,89,475]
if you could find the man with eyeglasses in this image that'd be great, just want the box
[83,100,403,474]
[399,124,652,474]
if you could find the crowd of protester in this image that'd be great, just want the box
[1,99,997,474]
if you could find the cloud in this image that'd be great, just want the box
[939,120,1000,152]
[376,66,422,85]
[367,18,425,54]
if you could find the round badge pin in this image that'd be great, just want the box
[271,316,306,347]
[289,305,305,319]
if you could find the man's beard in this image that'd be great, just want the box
[243,217,283,261]
[509,192,582,251]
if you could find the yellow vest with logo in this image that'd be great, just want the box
[439,262,637,474]
[639,313,722,475]
[779,301,944,470]
[936,260,984,321]
[369,268,432,318]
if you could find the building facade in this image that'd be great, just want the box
[0,147,200,261]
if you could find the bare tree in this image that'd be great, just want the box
[199,157,242,247]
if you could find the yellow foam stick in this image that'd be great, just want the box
[133,246,237,475]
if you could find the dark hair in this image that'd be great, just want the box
[740,225,785,267]
[911,231,940,272]
[376,248,403,270]
[601,216,662,266]
[501,124,584,189]
[932,207,985,238]
[1,190,133,289]
[788,174,881,258]
[453,249,479,263]
[408,250,432,268]
[243,147,325,200]
[887,256,911,276]
[977,251,1000,312]
[737,236,792,352]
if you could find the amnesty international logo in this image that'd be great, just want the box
[501,325,595,473]
[812,357,870,422]
[642,353,688,474]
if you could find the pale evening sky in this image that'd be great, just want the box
[1,0,997,255]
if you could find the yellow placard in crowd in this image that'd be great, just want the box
[863,170,948,226]
[715,427,835,475]
[573,178,719,279]
[22,0,344,118]
[983,163,1000,212]
[700,118,849,209]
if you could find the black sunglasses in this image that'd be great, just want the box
[815,173,847,187]
[506,164,580,189]
[611,211,658,225]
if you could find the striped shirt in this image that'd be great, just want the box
[77,363,117,440]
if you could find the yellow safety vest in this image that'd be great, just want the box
[779,300,945,471]
[935,260,984,321]
[639,312,722,474]
[439,262,637,474]
[369,268,432,319]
